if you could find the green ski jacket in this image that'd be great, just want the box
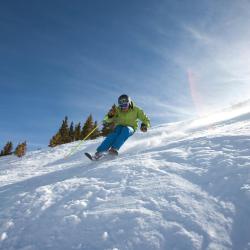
[104,102,150,130]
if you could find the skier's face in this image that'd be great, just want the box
[121,106,129,112]
[119,101,130,112]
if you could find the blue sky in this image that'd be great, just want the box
[1,0,250,150]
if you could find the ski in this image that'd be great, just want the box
[84,152,95,161]
[85,151,118,161]
[84,152,105,161]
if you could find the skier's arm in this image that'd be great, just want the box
[103,105,118,123]
[137,108,150,128]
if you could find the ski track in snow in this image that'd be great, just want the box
[0,102,250,250]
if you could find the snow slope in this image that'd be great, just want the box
[0,101,250,250]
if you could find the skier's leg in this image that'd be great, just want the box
[96,125,122,153]
[111,126,134,151]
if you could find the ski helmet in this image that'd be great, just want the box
[118,94,131,110]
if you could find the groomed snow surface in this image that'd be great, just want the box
[1,102,250,250]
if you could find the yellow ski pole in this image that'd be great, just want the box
[64,121,103,159]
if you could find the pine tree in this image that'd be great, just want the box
[81,114,95,140]
[0,141,13,156]
[49,133,61,147]
[90,121,101,139]
[59,116,70,144]
[69,122,74,142]
[14,141,27,157]
[74,122,81,141]
[49,116,71,147]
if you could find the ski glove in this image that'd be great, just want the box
[140,123,147,132]
[108,106,116,118]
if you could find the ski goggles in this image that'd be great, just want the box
[118,98,129,105]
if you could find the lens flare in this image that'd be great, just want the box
[187,69,204,116]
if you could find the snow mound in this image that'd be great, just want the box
[0,102,250,250]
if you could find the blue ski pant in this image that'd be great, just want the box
[97,125,134,153]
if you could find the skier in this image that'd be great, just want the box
[91,94,150,160]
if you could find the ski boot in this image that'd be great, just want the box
[94,152,103,160]
[108,148,118,156]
